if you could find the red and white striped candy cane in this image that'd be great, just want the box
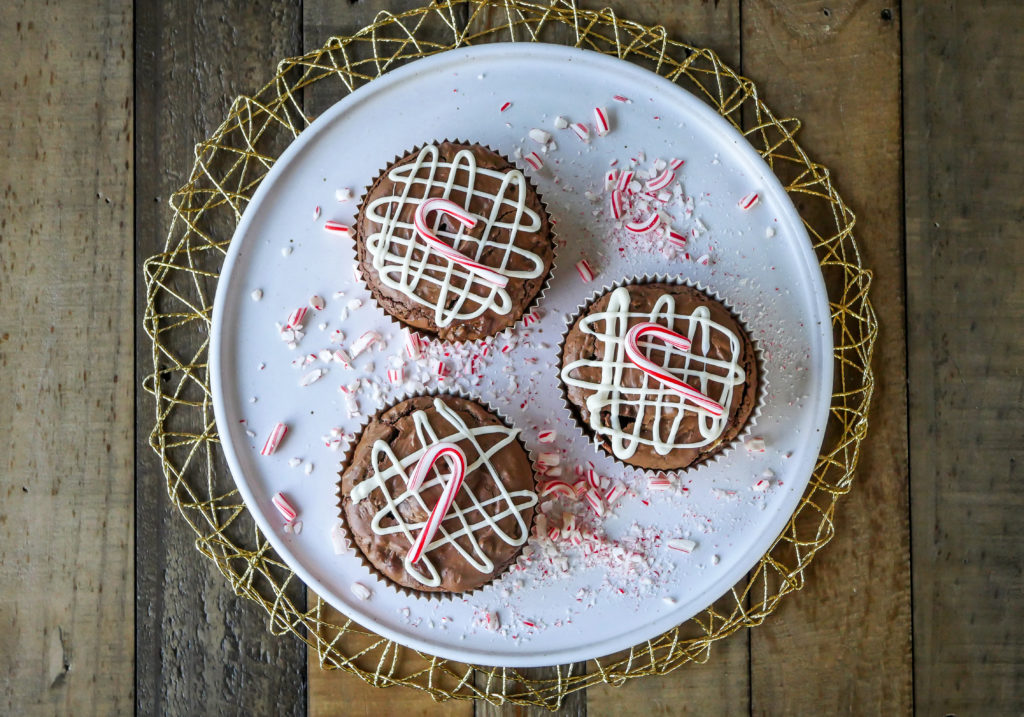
[625,213,661,235]
[645,169,675,192]
[405,442,467,564]
[623,322,724,416]
[413,198,508,288]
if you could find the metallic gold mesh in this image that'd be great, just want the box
[142,0,874,709]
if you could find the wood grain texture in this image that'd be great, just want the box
[0,1,134,713]
[134,1,307,714]
[903,2,1024,714]
[741,2,912,714]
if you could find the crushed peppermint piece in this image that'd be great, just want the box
[537,430,556,444]
[765,226,776,238]
[323,220,351,236]
[309,294,325,310]
[332,348,352,368]
[662,596,677,605]
[350,331,381,357]
[612,94,631,103]
[523,152,543,171]
[667,538,696,554]
[335,187,353,202]
[350,582,372,601]
[271,492,297,522]
[250,289,263,301]
[299,368,325,387]
[570,122,591,143]
[738,192,760,210]
[303,463,314,475]
[260,423,288,456]
[752,478,772,491]
[553,115,569,129]
[575,259,595,283]
[281,246,293,257]
[711,554,720,565]
[593,107,610,135]
[529,128,552,144]
[745,436,767,452]
[313,205,321,220]
[499,101,512,112]
[287,457,302,468]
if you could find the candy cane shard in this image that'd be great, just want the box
[667,538,696,553]
[538,480,576,499]
[738,192,760,210]
[404,442,467,564]
[610,190,626,220]
[350,331,381,358]
[667,229,687,247]
[616,170,634,192]
[403,328,423,360]
[645,169,676,192]
[623,322,725,416]
[523,151,543,171]
[271,492,297,522]
[323,220,351,235]
[537,430,557,444]
[575,259,595,283]
[668,158,685,170]
[260,423,288,456]
[593,107,610,136]
[625,213,661,235]
[413,197,509,288]
[570,122,591,143]
[285,307,308,329]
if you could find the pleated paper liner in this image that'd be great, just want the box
[334,387,539,603]
[555,273,767,478]
[351,139,557,350]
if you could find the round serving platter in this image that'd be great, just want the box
[210,43,832,667]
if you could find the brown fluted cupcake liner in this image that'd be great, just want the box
[334,387,539,602]
[555,274,767,478]
[351,140,557,350]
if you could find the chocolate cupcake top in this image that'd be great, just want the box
[339,395,537,594]
[560,283,758,471]
[356,142,554,343]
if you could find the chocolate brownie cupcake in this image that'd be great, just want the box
[355,142,554,343]
[339,395,537,595]
[559,281,759,471]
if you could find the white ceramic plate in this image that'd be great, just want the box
[211,44,832,667]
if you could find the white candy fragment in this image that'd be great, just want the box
[667,538,697,554]
[309,294,325,310]
[745,436,767,452]
[299,368,325,387]
[350,331,381,358]
[250,289,263,301]
[350,582,372,601]
[335,187,353,202]
[553,115,569,129]
[330,524,347,554]
[529,128,552,144]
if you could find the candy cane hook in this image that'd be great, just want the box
[404,441,468,564]
[413,198,509,288]
[623,322,724,416]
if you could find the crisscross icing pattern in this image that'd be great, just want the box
[364,144,545,327]
[349,398,538,588]
[561,287,747,460]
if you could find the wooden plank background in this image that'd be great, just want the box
[0,0,1021,713]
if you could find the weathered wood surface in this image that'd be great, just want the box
[742,2,912,714]
[0,1,134,714]
[133,1,307,714]
[904,1,1024,714]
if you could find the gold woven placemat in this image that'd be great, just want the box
[142,0,874,709]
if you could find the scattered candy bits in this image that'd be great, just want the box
[260,423,288,456]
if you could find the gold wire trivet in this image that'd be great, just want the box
[143,0,875,709]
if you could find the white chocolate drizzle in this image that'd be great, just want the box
[364,144,546,327]
[560,287,747,460]
[350,398,537,588]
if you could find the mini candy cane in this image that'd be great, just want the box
[570,122,590,143]
[537,430,556,444]
[413,198,508,288]
[625,213,661,235]
[575,259,595,283]
[523,151,544,171]
[610,190,626,220]
[271,492,297,522]
[538,480,576,499]
[350,330,380,358]
[387,367,404,385]
[405,442,467,564]
[403,329,423,360]
[737,192,760,210]
[285,307,308,329]
[645,169,675,192]
[593,107,610,135]
[667,538,696,554]
[624,322,724,416]
[323,220,350,236]
[260,423,288,456]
